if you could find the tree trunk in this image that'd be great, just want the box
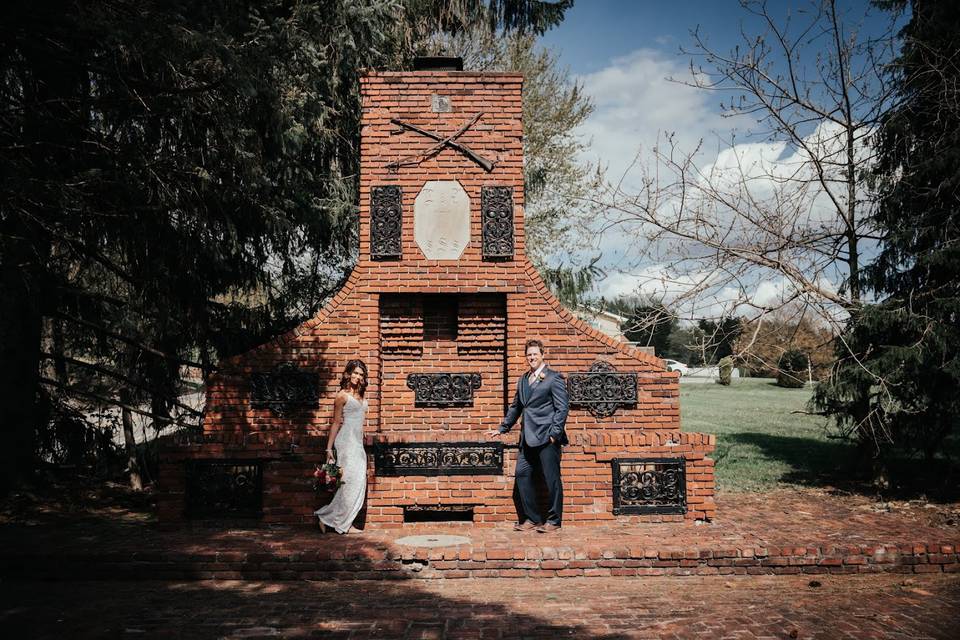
[856,438,890,490]
[0,34,83,495]
[152,394,172,433]
[120,388,143,491]
[0,267,43,495]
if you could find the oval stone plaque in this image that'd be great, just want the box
[414,180,471,259]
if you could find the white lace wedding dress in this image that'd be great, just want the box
[315,394,367,533]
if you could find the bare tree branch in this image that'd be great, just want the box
[587,0,900,353]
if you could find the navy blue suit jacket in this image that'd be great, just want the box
[498,366,569,447]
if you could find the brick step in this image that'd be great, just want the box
[3,531,957,581]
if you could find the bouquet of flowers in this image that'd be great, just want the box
[313,463,344,492]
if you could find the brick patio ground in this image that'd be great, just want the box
[2,574,959,639]
[2,489,958,580]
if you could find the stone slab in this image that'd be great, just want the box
[395,534,471,548]
[414,180,470,259]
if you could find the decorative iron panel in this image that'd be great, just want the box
[374,442,504,476]
[404,504,475,513]
[481,186,514,259]
[371,185,402,259]
[568,360,638,418]
[403,504,475,522]
[612,457,686,515]
[249,363,319,416]
[185,460,263,518]
[406,373,481,406]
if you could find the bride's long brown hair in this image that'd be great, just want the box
[339,359,368,398]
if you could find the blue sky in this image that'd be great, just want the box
[540,0,897,75]
[541,0,765,75]
[533,1,903,320]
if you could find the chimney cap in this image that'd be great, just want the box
[413,56,464,72]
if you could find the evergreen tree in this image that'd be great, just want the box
[814,0,960,480]
[620,301,676,356]
[0,0,571,493]
[694,318,742,365]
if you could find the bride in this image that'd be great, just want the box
[315,359,368,534]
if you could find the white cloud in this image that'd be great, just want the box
[595,263,849,327]
[697,120,869,228]
[573,50,873,326]
[598,270,646,300]
[576,49,730,185]
[595,265,786,320]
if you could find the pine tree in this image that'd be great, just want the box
[620,302,677,356]
[0,0,571,493]
[814,0,960,482]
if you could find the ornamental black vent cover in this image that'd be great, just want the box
[371,185,402,259]
[185,460,263,519]
[481,186,514,259]
[249,363,319,416]
[612,457,686,515]
[568,360,638,418]
[406,372,481,406]
[374,442,504,476]
[403,504,475,522]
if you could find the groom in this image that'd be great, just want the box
[488,339,569,533]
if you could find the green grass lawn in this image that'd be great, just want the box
[680,377,855,493]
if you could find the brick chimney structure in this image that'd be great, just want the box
[158,66,716,527]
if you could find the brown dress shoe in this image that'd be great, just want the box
[513,520,540,531]
[536,522,561,533]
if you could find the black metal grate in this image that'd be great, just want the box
[406,373,481,407]
[403,505,475,522]
[481,186,514,259]
[185,460,263,519]
[568,360,638,419]
[371,185,402,259]
[612,457,686,515]
[249,363,320,417]
[374,442,504,476]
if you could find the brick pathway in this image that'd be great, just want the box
[3,574,959,638]
[2,489,958,580]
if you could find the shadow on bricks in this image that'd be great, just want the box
[724,432,960,501]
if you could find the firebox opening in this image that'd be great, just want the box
[403,505,475,523]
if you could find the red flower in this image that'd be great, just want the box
[313,462,344,491]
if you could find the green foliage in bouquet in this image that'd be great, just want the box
[313,463,344,492]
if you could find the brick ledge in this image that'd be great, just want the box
[3,537,956,581]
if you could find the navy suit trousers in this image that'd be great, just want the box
[515,440,563,525]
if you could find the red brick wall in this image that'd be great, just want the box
[158,70,715,526]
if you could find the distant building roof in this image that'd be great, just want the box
[574,306,656,356]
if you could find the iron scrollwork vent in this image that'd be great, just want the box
[612,457,686,515]
[371,185,402,259]
[185,460,264,519]
[568,360,638,418]
[406,373,481,406]
[249,362,319,416]
[481,186,514,259]
[374,442,504,476]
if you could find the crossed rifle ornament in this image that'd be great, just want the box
[387,112,495,172]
